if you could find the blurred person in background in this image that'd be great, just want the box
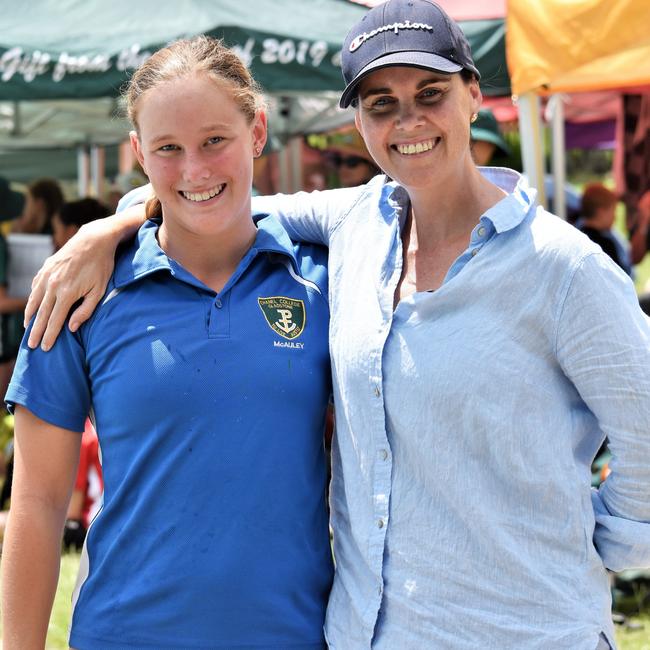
[629,189,650,265]
[0,178,24,236]
[52,198,110,252]
[11,178,64,235]
[322,128,380,187]
[469,108,510,165]
[574,183,632,276]
[0,181,28,405]
[328,149,380,187]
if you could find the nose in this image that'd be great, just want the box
[182,150,212,185]
[395,101,425,131]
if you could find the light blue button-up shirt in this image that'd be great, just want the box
[253,168,650,650]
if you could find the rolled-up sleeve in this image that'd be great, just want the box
[556,251,650,570]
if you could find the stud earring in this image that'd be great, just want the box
[471,113,478,123]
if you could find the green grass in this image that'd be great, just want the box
[1,552,648,648]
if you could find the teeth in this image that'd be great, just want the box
[396,140,434,155]
[182,184,225,202]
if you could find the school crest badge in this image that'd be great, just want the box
[258,296,306,340]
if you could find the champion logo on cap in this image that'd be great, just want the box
[348,20,434,52]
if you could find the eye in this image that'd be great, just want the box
[206,136,223,145]
[418,87,443,102]
[364,95,396,112]
[157,144,180,152]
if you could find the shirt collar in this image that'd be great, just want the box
[382,167,537,235]
[113,214,299,290]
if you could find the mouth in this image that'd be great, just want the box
[179,183,225,203]
[392,138,440,155]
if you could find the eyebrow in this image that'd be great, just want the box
[359,74,450,99]
[149,124,231,144]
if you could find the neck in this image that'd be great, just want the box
[406,162,505,249]
[158,218,257,293]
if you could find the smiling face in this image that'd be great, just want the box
[354,67,481,192]
[130,72,266,243]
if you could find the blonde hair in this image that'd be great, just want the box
[124,35,265,219]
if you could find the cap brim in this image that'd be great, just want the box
[340,51,463,108]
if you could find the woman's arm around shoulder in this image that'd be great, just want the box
[25,197,148,351]
[252,182,375,246]
[1,406,81,649]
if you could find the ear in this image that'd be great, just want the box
[468,78,482,116]
[251,110,268,156]
[129,130,146,173]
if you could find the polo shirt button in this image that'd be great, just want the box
[471,248,478,257]
[477,226,486,237]
[215,299,222,308]
[380,449,389,461]
[374,385,381,397]
[377,518,385,529]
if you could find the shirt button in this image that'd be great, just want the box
[215,299,222,308]
[477,226,486,237]
[471,248,478,257]
[377,518,385,529]
[374,385,381,397]
[380,449,389,461]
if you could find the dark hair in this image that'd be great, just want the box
[124,35,265,219]
[581,183,618,219]
[57,198,110,228]
[28,178,64,221]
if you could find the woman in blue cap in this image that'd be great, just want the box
[21,1,650,648]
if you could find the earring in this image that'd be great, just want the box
[471,113,478,123]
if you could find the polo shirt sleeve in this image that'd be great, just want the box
[5,321,90,433]
[555,251,650,571]
[252,185,365,246]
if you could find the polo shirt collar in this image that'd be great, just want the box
[113,214,299,290]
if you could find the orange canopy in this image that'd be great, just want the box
[506,0,650,96]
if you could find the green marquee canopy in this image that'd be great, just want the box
[0,0,509,101]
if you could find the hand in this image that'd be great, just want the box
[25,219,119,350]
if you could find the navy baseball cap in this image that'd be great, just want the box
[340,0,480,108]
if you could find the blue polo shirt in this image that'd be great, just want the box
[7,215,333,649]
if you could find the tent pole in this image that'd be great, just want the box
[278,145,290,194]
[517,93,546,208]
[548,95,566,220]
[90,145,105,199]
[77,146,90,197]
[289,136,303,193]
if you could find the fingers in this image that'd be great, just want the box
[25,271,48,328]
[68,289,104,333]
[39,294,77,351]
[27,289,57,350]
